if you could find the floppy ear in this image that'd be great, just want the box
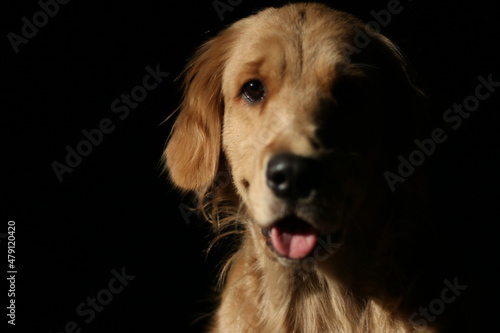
[164,28,236,191]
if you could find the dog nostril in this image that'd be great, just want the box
[266,154,322,200]
[267,164,288,192]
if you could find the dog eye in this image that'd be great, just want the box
[242,80,266,103]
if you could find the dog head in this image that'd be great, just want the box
[165,3,425,262]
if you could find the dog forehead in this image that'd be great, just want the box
[222,7,356,97]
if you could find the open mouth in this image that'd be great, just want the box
[261,215,319,260]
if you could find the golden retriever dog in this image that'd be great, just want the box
[165,3,437,332]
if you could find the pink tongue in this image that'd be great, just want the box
[271,224,318,259]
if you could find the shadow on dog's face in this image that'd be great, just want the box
[165,3,423,264]
[219,7,419,262]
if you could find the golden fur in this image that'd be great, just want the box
[165,3,436,332]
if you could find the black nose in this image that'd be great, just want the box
[266,154,322,200]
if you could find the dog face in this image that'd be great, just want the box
[165,3,423,262]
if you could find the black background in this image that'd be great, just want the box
[3,0,500,332]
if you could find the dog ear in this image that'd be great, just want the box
[353,32,428,158]
[164,28,236,192]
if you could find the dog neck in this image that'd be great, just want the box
[213,244,425,332]
[210,189,435,332]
